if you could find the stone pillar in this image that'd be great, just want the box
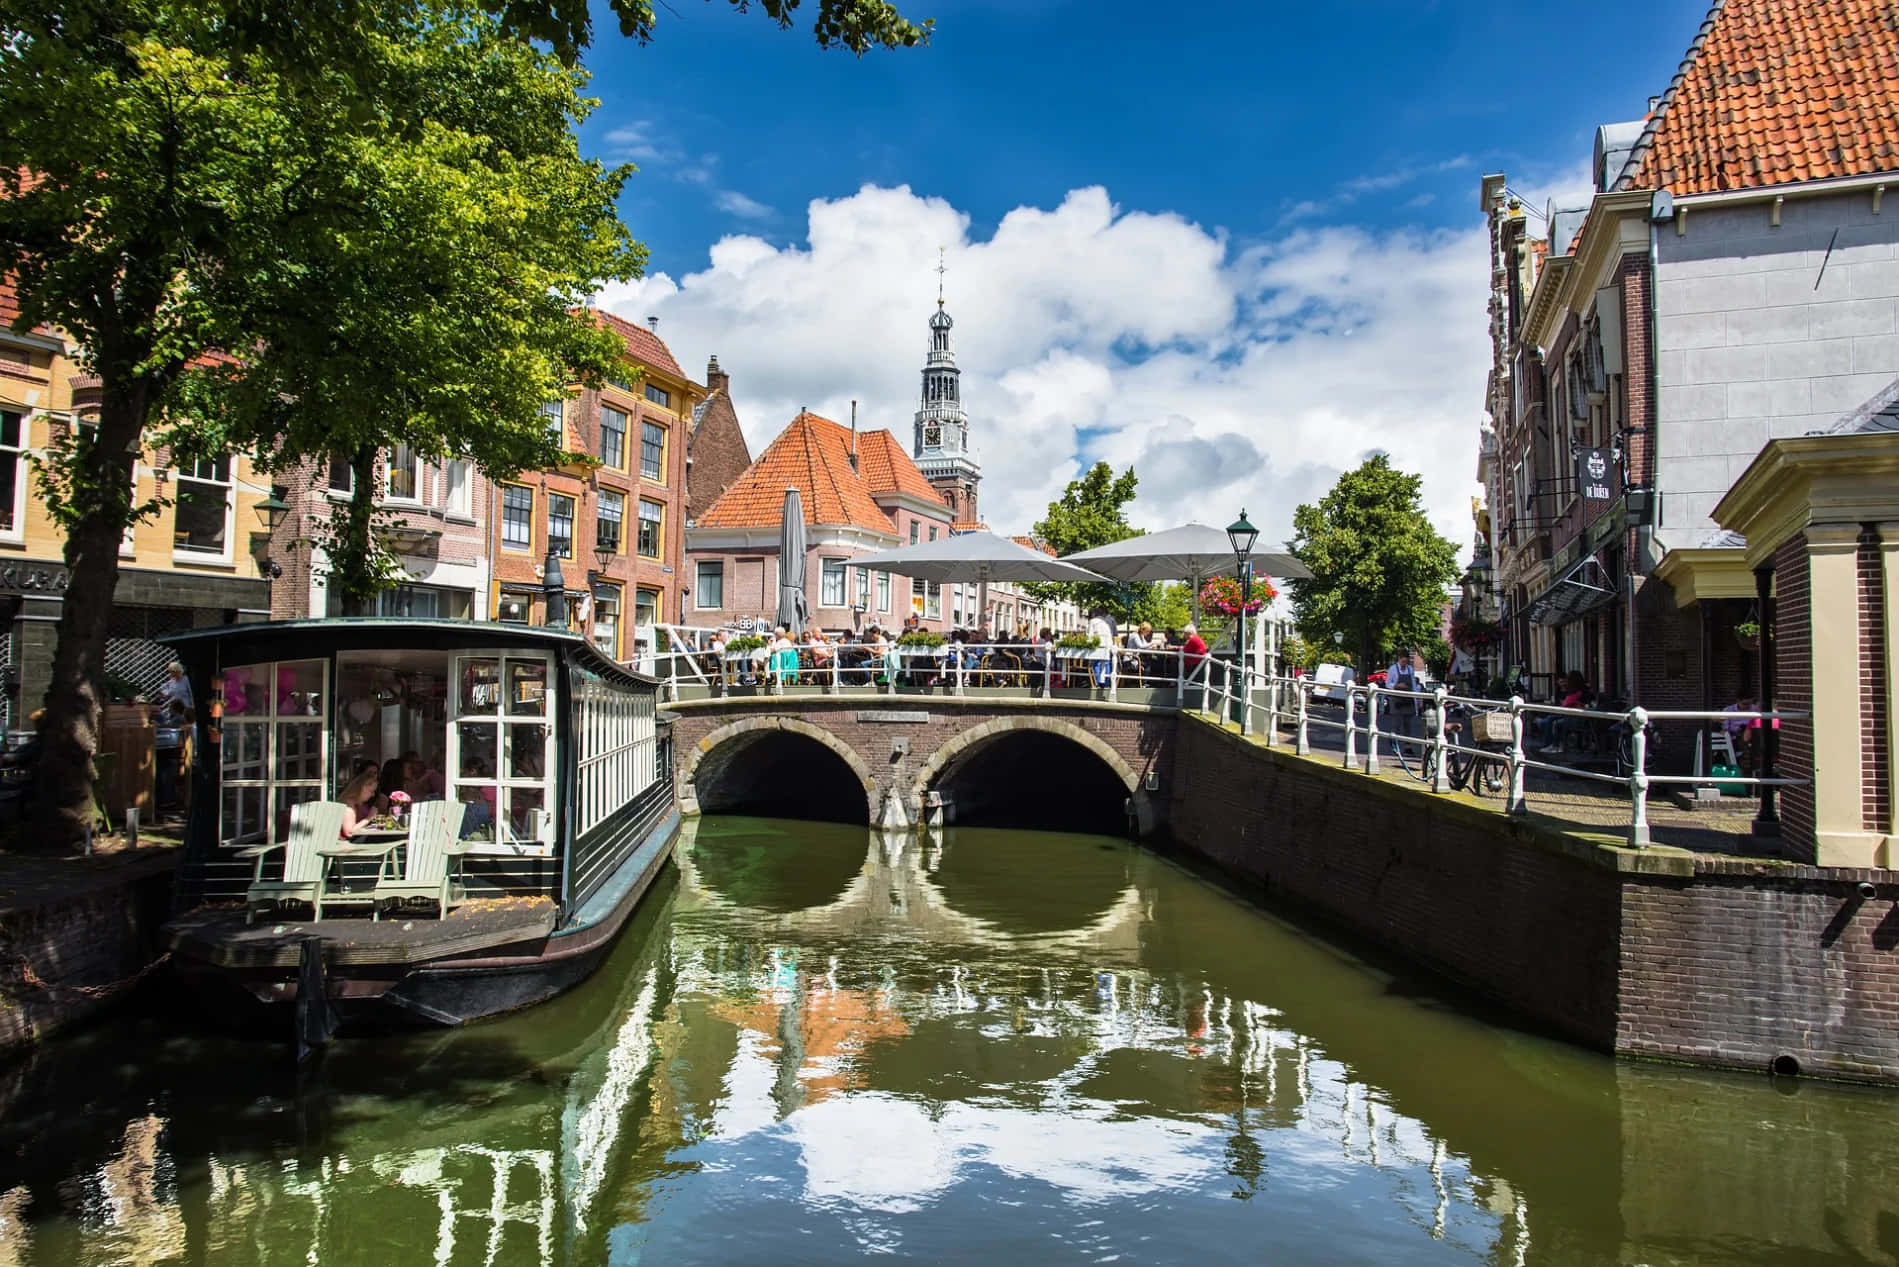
[1752,564,1778,836]
[1803,524,1882,866]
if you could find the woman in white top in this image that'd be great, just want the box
[1085,609,1114,687]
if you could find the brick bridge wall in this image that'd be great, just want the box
[668,696,1176,834]
[1168,713,1899,1084]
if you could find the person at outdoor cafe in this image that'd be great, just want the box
[807,626,835,675]
[337,767,381,839]
[1085,609,1114,686]
[1181,623,1209,674]
[1535,671,1593,755]
[864,625,891,683]
[767,626,797,684]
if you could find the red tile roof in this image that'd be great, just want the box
[1012,535,1055,556]
[855,429,947,502]
[1623,0,1899,195]
[594,309,686,380]
[696,410,946,533]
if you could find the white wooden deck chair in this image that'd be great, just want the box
[240,800,345,925]
[371,801,469,920]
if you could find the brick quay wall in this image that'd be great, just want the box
[1166,713,1899,1084]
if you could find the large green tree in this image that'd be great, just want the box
[0,0,639,846]
[1287,454,1459,675]
[1024,462,1148,621]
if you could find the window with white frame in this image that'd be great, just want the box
[592,583,621,654]
[600,406,628,469]
[175,457,233,556]
[501,485,533,550]
[877,570,891,613]
[855,567,870,610]
[548,493,575,558]
[387,445,419,501]
[820,557,846,607]
[219,659,327,850]
[542,400,566,446]
[441,460,470,515]
[0,412,23,536]
[696,560,723,609]
[924,580,942,620]
[640,421,665,481]
[909,522,919,545]
[451,654,554,854]
[328,455,354,493]
[596,490,624,554]
[573,667,657,836]
[637,499,663,558]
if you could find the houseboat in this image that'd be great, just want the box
[159,618,679,1034]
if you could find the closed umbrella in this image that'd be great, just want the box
[776,488,811,632]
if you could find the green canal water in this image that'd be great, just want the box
[4,817,1899,1265]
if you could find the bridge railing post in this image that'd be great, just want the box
[1627,705,1651,848]
[1264,672,1279,746]
[828,650,839,696]
[1044,647,1054,699]
[887,650,898,697]
[1365,683,1382,775]
[1200,657,1212,715]
[955,647,966,697]
[1430,686,1450,793]
[1507,695,1528,815]
[1108,645,1119,704]
[1174,646,1185,706]
[1343,684,1357,768]
[1295,678,1310,754]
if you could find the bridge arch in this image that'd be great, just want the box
[682,715,876,824]
[910,716,1139,834]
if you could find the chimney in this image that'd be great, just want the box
[646,315,659,331]
[849,400,859,472]
[705,354,728,395]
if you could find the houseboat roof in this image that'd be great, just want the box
[161,618,657,689]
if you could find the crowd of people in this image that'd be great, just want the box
[693,612,1212,689]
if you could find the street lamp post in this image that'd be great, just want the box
[1226,510,1259,735]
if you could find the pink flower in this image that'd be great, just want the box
[389,790,412,805]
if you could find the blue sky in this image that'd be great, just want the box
[583,0,1708,271]
[580,0,1716,545]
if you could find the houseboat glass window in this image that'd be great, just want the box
[451,653,555,855]
[333,650,449,806]
[218,659,327,850]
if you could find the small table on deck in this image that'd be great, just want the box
[316,827,409,908]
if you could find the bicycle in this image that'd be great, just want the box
[1388,698,1510,795]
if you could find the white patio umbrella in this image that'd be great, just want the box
[850,530,1110,586]
[776,488,811,632]
[852,531,1110,631]
[1060,522,1311,619]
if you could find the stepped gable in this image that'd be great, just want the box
[1621,0,1899,195]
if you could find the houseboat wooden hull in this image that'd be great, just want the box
[156,618,680,1037]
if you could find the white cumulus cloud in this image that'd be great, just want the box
[599,184,1487,553]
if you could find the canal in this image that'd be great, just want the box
[3,817,1898,1264]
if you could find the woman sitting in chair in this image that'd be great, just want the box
[338,768,381,839]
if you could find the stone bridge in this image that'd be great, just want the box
[668,695,1179,836]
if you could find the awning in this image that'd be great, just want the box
[1525,553,1618,626]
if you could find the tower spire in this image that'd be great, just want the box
[914,255,979,522]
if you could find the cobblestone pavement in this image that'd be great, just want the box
[1266,705,1774,856]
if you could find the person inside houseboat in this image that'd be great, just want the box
[338,767,380,838]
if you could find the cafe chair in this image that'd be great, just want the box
[372,800,470,920]
[240,800,345,925]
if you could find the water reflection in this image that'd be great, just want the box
[5,817,1899,1264]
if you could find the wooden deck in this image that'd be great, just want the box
[166,896,558,969]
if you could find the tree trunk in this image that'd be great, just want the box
[338,445,377,616]
[29,391,145,851]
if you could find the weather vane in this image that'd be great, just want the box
[936,245,946,306]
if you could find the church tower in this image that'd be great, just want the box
[912,259,981,524]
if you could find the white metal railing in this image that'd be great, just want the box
[1240,670,1807,848]
[646,640,1218,705]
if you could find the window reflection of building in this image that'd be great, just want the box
[332,649,449,810]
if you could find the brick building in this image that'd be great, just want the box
[685,355,752,526]
[686,409,954,631]
[267,453,490,621]
[1477,0,1899,765]
[0,284,272,730]
[489,314,704,660]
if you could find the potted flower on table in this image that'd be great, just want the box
[388,789,412,825]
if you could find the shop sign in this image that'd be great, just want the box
[0,562,70,594]
[1576,447,1615,502]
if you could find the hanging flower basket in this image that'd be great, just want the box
[1450,614,1505,653]
[1198,574,1276,617]
[1734,619,1761,652]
